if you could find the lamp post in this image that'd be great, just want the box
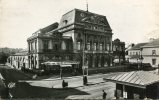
[140,55,143,70]
[140,48,143,70]
[81,18,89,85]
[158,64,159,75]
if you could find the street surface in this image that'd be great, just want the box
[24,74,116,99]
[0,65,118,99]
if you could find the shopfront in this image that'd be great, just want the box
[41,61,80,76]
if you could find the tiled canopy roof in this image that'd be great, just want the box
[103,71,159,88]
[142,38,159,47]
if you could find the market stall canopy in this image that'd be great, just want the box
[103,71,159,88]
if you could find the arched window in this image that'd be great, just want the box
[87,43,90,50]
[94,43,97,50]
[100,43,103,50]
[77,42,81,50]
[61,41,66,50]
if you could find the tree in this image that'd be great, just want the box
[0,52,9,65]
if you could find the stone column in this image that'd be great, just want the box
[36,54,40,69]
[28,42,30,52]
[110,36,112,51]
[37,38,39,53]
[98,55,101,67]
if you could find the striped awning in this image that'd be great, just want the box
[103,71,159,88]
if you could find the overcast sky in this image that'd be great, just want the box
[0,0,159,49]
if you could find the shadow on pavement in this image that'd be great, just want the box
[0,68,32,82]
[10,82,89,99]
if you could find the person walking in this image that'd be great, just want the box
[102,90,107,99]
[62,80,65,88]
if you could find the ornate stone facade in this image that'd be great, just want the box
[8,9,116,71]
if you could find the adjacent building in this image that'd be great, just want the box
[8,50,28,69]
[112,39,125,65]
[126,38,159,68]
[141,38,159,68]
[127,43,147,63]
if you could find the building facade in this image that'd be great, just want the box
[141,38,159,67]
[127,43,147,63]
[112,39,125,65]
[8,51,29,69]
[8,9,116,72]
[58,9,113,69]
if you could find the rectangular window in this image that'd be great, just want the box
[31,42,34,50]
[152,59,156,65]
[43,40,49,50]
[152,50,156,55]
[100,43,103,50]
[53,43,58,50]
[35,41,37,50]
[130,52,132,55]
[77,42,81,50]
[113,45,116,51]
[87,43,90,50]
[94,43,97,50]
[107,44,109,51]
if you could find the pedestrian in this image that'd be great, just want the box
[62,80,65,88]
[83,75,87,85]
[102,90,107,99]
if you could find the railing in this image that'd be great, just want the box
[75,49,110,53]
[38,49,73,53]
[29,49,111,54]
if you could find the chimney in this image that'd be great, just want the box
[149,38,155,42]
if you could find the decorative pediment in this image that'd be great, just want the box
[82,15,107,25]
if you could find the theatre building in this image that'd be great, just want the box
[8,8,114,72]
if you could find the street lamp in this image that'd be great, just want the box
[81,18,89,85]
[158,64,159,75]
[140,48,143,70]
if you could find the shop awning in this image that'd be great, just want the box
[60,65,72,67]
[41,61,61,65]
[103,71,159,88]
[41,61,80,66]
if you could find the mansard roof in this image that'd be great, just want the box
[40,22,58,33]
[58,8,112,31]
